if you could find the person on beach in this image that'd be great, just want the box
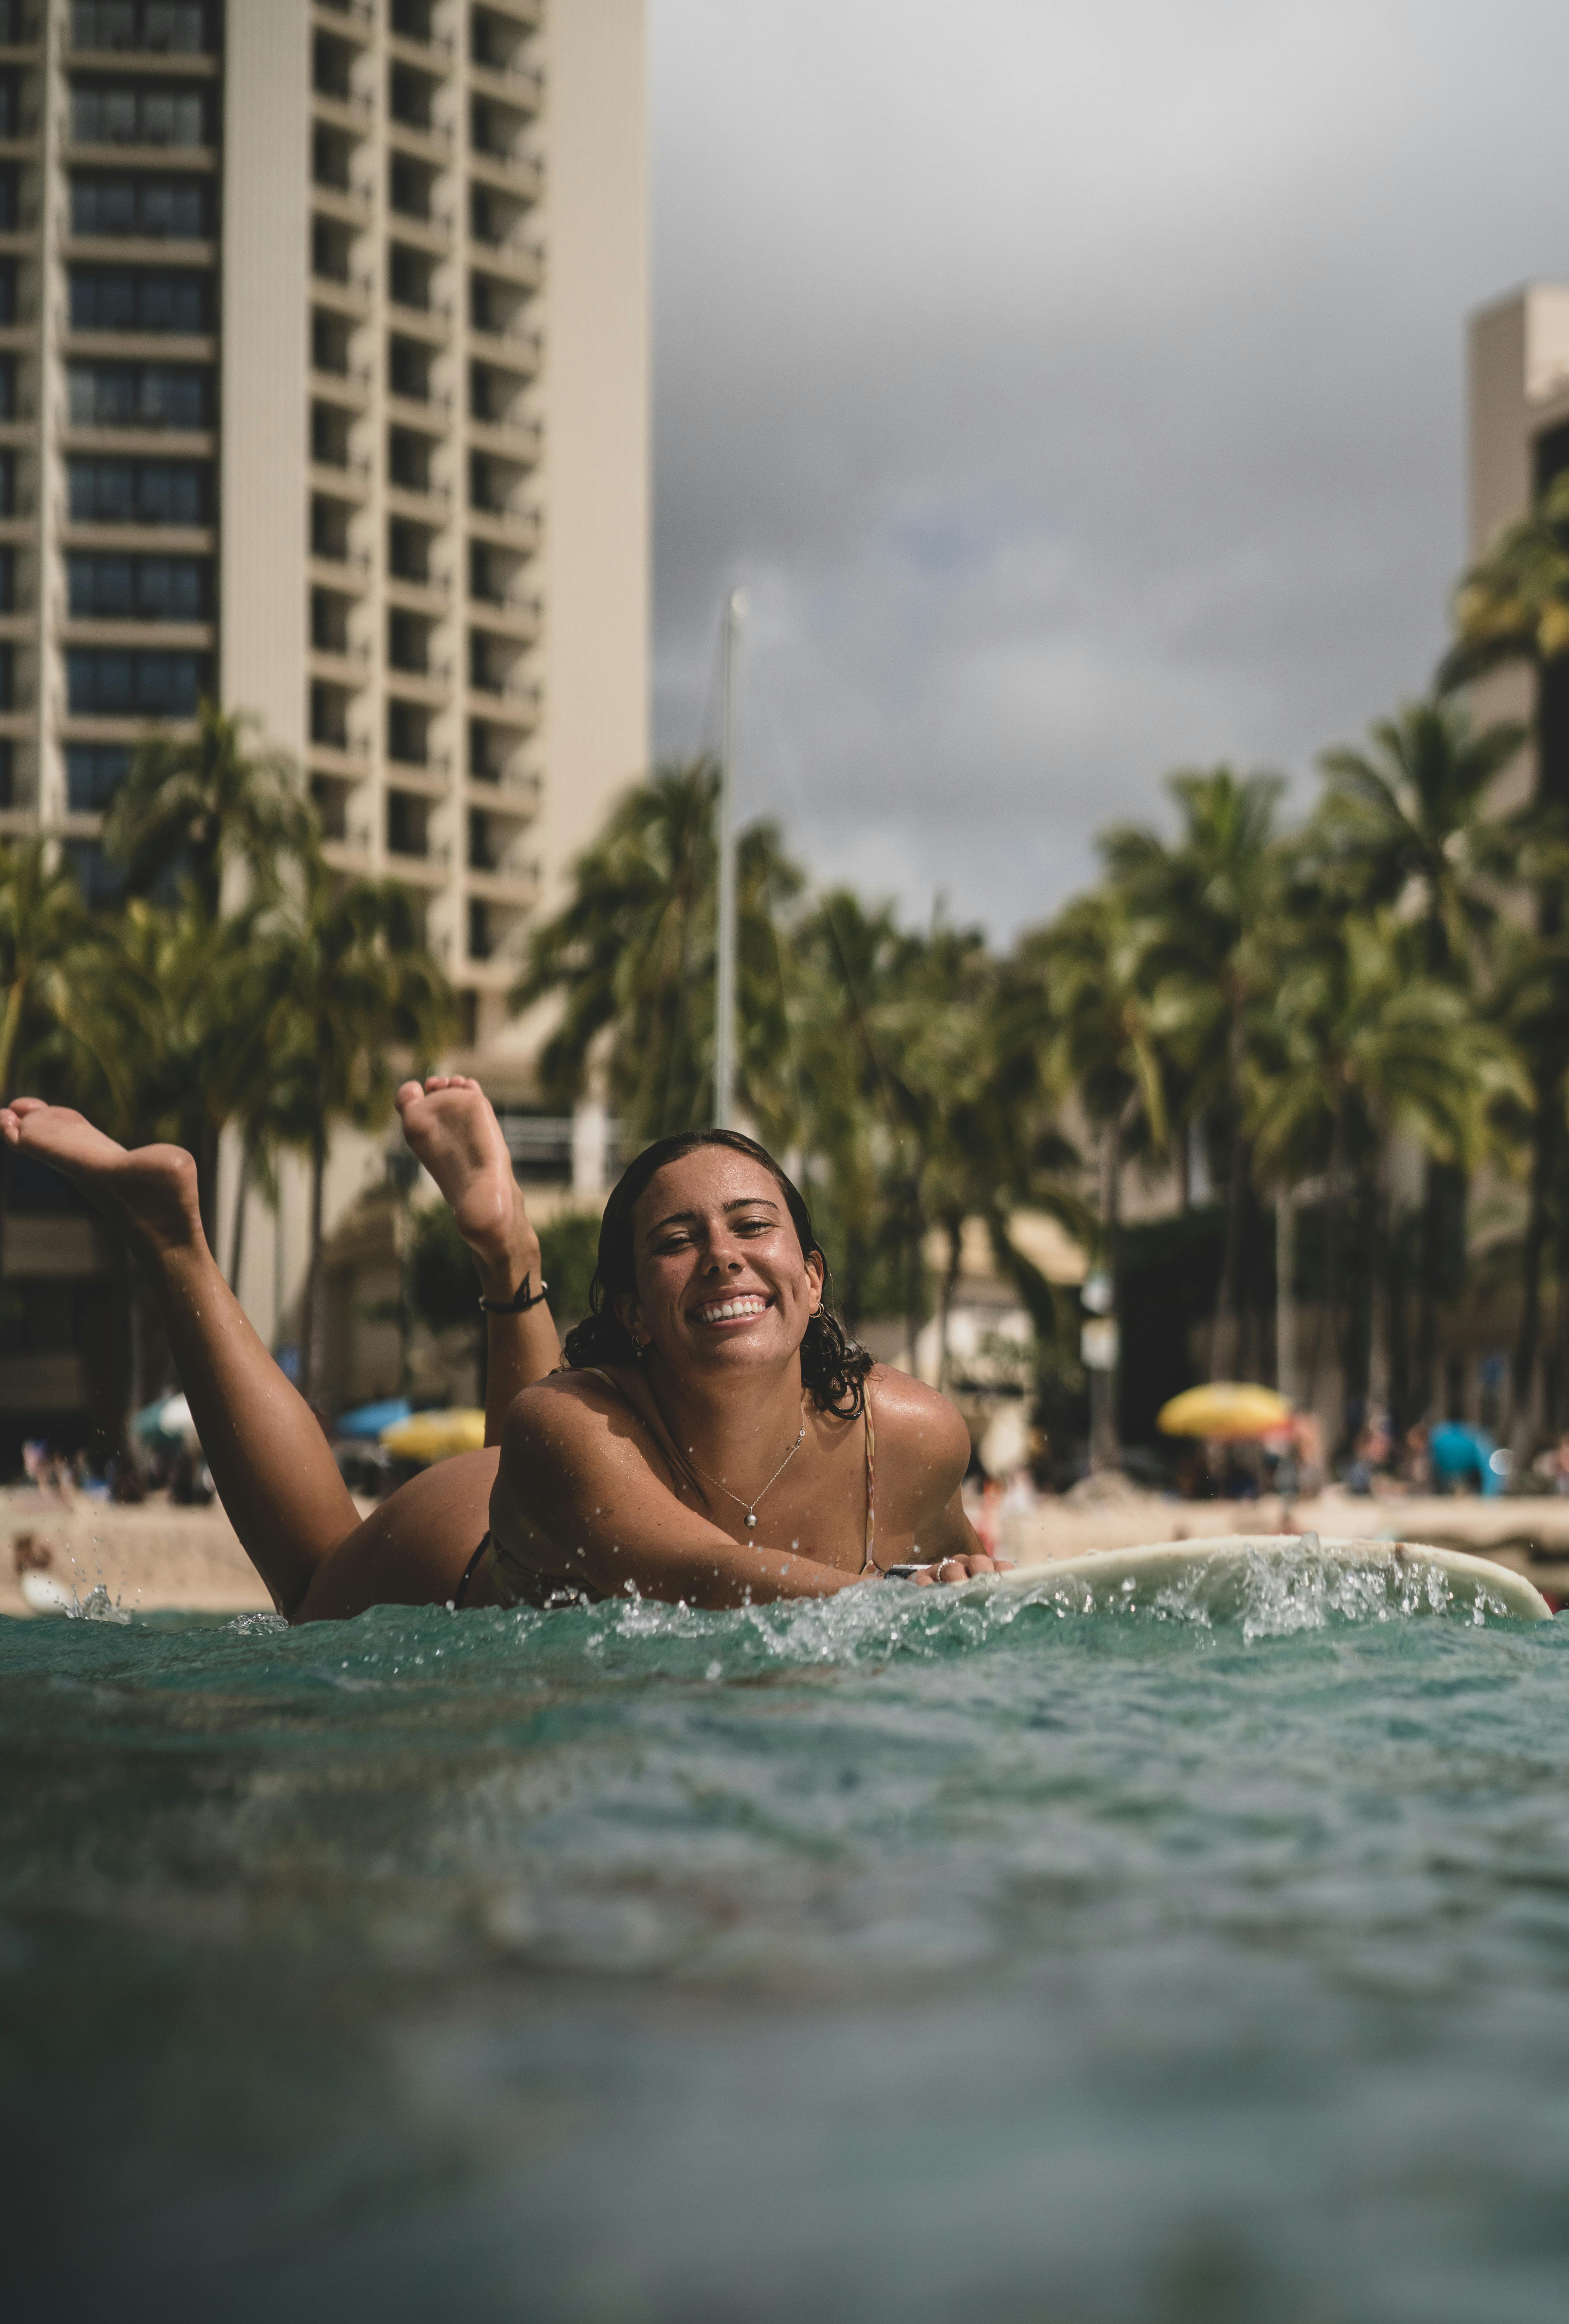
[0,1084,1007,1623]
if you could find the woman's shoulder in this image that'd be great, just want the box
[504,1363,646,1439]
[865,1363,971,1462]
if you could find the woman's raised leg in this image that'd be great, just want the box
[0,1098,359,1618]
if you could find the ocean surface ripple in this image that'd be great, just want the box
[5,1554,1569,2321]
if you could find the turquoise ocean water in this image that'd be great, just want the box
[5,1548,1569,2320]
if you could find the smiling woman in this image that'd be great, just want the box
[0,1093,1005,1625]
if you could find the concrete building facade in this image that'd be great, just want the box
[0,0,647,1439]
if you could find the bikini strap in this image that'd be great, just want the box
[859,1386,878,1575]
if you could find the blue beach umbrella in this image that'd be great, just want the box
[334,1397,412,1441]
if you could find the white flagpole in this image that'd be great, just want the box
[714,586,745,1129]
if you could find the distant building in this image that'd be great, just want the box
[1465,283,1569,809]
[0,0,647,1448]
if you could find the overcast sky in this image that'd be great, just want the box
[646,0,1569,940]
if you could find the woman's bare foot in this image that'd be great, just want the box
[394,1075,539,1297]
[0,1099,204,1257]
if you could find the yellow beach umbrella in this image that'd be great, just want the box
[1157,1383,1293,1442]
[380,1408,487,1465]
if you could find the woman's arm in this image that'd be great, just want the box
[489,1379,864,1608]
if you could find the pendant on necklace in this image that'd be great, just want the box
[746,1512,757,1529]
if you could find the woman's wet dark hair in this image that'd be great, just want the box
[562,1129,873,1418]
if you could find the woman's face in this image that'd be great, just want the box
[617,1147,824,1380]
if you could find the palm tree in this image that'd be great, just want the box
[1031,889,1171,1466]
[0,838,112,1105]
[513,758,804,1143]
[102,704,315,1242]
[259,858,454,1405]
[104,700,308,925]
[1310,698,1527,1415]
[1249,911,1521,1429]
[1441,468,1569,700]
[1099,766,1283,1378]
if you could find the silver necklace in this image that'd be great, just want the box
[683,1405,808,1532]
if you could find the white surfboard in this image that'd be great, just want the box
[976,1533,1553,1623]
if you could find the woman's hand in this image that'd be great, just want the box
[913,1551,1015,1585]
[879,1552,1015,1584]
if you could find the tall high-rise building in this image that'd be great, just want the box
[1466,283,1569,810]
[0,0,647,1433]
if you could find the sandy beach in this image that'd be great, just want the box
[7,1477,1569,1618]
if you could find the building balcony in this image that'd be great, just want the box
[310,88,375,138]
[63,143,219,174]
[466,760,541,806]
[307,734,372,780]
[307,544,372,589]
[466,862,540,911]
[468,150,542,204]
[387,660,452,706]
[0,707,35,739]
[308,642,372,687]
[470,61,543,113]
[386,386,452,432]
[65,520,215,555]
[386,757,451,798]
[312,180,375,231]
[62,329,216,364]
[388,27,455,71]
[388,116,453,166]
[387,294,452,345]
[322,832,375,874]
[468,414,541,465]
[466,321,542,378]
[468,590,540,644]
[309,456,373,504]
[387,478,453,524]
[58,712,200,745]
[388,209,453,258]
[312,271,375,320]
[388,569,451,614]
[470,236,542,291]
[466,674,540,728]
[312,0,374,45]
[311,361,374,411]
[62,619,214,651]
[0,610,33,642]
[386,845,453,890]
[64,235,219,269]
[467,505,540,553]
[61,426,216,459]
[66,48,219,79]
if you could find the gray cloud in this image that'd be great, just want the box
[650,0,1569,937]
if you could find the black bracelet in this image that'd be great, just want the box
[478,1273,549,1315]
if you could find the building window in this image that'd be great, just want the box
[387,699,428,764]
[67,457,210,524]
[69,266,212,334]
[73,3,213,51]
[69,83,210,150]
[468,897,493,961]
[71,174,211,239]
[62,840,125,907]
[0,738,11,808]
[65,744,133,811]
[66,648,208,715]
[68,553,209,620]
[389,64,433,132]
[67,363,211,429]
